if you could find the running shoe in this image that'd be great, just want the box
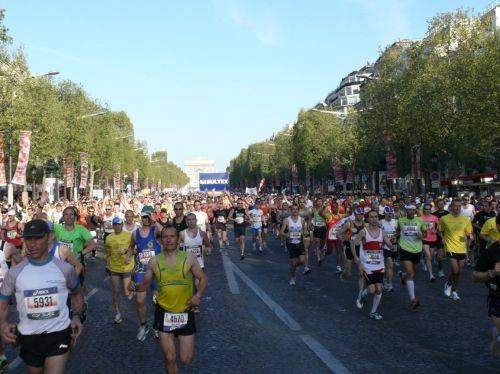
[127,291,135,301]
[336,265,342,274]
[411,297,421,310]
[437,270,445,278]
[356,294,366,309]
[240,253,245,260]
[154,330,160,340]
[444,282,452,298]
[369,312,383,320]
[451,291,460,301]
[429,275,436,283]
[289,278,296,286]
[114,314,123,324]
[303,267,311,275]
[137,325,150,341]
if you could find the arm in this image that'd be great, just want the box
[82,238,98,255]
[188,254,208,307]
[202,231,211,249]
[130,258,156,292]
[382,232,395,250]
[280,219,289,237]
[0,300,16,343]
[64,248,84,276]
[351,230,365,264]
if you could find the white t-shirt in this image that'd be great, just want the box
[193,211,209,232]
[460,204,475,221]
[0,257,79,335]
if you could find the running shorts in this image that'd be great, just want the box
[399,249,421,264]
[313,226,326,240]
[153,307,196,337]
[286,241,305,259]
[446,252,467,261]
[19,327,72,368]
[365,272,384,286]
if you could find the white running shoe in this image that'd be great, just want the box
[451,291,460,301]
[114,314,123,324]
[437,270,445,278]
[444,282,452,298]
[137,325,150,341]
[289,278,296,286]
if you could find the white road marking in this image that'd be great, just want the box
[230,259,302,331]
[222,254,240,294]
[7,356,23,372]
[300,335,351,374]
[103,276,110,282]
[85,288,98,301]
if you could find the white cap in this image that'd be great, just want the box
[405,205,417,210]
[7,210,15,216]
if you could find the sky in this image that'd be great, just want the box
[1,0,493,171]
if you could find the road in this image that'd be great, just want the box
[5,228,500,374]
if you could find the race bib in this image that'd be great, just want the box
[217,216,226,223]
[235,217,244,224]
[366,250,383,263]
[402,226,417,236]
[139,250,155,265]
[186,246,202,258]
[289,230,301,240]
[163,312,188,331]
[6,230,17,239]
[24,287,59,320]
[59,242,74,253]
[328,227,337,240]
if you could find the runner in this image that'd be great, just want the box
[380,206,397,291]
[123,209,140,234]
[397,204,426,309]
[281,204,310,285]
[278,201,291,248]
[440,199,473,300]
[310,198,328,266]
[171,202,188,234]
[127,208,162,341]
[192,200,210,248]
[480,214,499,250]
[84,205,101,258]
[421,203,439,282]
[0,219,84,373]
[213,201,230,250]
[228,199,248,260]
[340,207,364,281]
[433,198,449,277]
[2,210,23,268]
[128,226,207,374]
[179,213,211,271]
[326,202,344,274]
[352,210,395,320]
[472,239,499,357]
[105,217,134,324]
[248,200,264,253]
[298,198,312,274]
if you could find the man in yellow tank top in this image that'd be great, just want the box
[129,226,207,374]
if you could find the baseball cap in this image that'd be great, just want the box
[405,204,417,210]
[112,217,123,225]
[23,219,50,238]
[354,207,364,215]
[7,210,15,216]
[384,206,394,214]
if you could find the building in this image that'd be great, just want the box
[184,158,215,190]
[323,63,375,118]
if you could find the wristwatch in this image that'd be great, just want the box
[487,269,496,279]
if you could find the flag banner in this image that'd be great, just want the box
[133,169,139,190]
[386,148,398,179]
[258,178,265,192]
[113,163,121,190]
[291,164,298,185]
[79,152,89,189]
[104,173,110,190]
[199,172,229,191]
[412,145,421,179]
[0,133,6,186]
[332,154,344,183]
[11,131,32,185]
[65,154,74,188]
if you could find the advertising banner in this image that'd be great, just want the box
[113,163,121,191]
[79,152,89,189]
[199,172,229,191]
[11,131,32,185]
[65,154,74,188]
[332,154,344,183]
[133,169,139,190]
[386,149,398,179]
[0,133,6,186]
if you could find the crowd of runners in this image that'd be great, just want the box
[0,189,497,373]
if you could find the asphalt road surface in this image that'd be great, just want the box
[4,229,500,373]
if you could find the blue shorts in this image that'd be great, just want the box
[133,272,157,291]
[251,227,262,235]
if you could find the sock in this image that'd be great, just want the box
[362,288,369,298]
[371,293,382,313]
[407,280,415,300]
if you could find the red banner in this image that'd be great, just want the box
[412,145,421,179]
[79,152,89,189]
[65,154,74,188]
[386,149,398,179]
[332,154,344,183]
[11,131,32,185]
[258,178,265,192]
[0,133,6,186]
[113,163,121,191]
[291,164,298,185]
[104,174,110,190]
[133,169,139,190]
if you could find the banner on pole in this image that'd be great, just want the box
[11,131,32,185]
[412,145,421,179]
[386,149,398,179]
[113,163,121,191]
[133,169,139,190]
[332,154,344,183]
[79,152,89,189]
[199,172,229,191]
[65,154,74,188]
[258,178,265,192]
[0,133,6,186]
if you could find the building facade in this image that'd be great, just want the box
[184,158,215,190]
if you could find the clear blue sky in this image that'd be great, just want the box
[2,0,492,171]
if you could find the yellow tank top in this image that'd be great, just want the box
[153,251,194,313]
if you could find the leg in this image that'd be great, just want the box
[27,366,43,374]
[136,291,148,325]
[178,335,195,365]
[385,257,393,288]
[159,332,178,374]
[42,352,70,374]
[424,245,433,279]
[371,283,382,314]
[111,275,122,315]
[303,238,311,268]
[122,275,132,298]
[290,258,298,279]
[448,258,459,291]
[403,260,416,301]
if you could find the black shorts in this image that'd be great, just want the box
[446,252,467,261]
[422,240,437,249]
[153,307,196,337]
[488,297,500,318]
[313,226,326,239]
[215,223,227,232]
[287,241,305,259]
[365,272,384,286]
[383,248,397,260]
[110,271,132,278]
[234,225,246,237]
[399,249,421,264]
[19,327,72,368]
[344,243,359,261]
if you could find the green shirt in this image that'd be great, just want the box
[398,216,424,253]
[54,223,93,254]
